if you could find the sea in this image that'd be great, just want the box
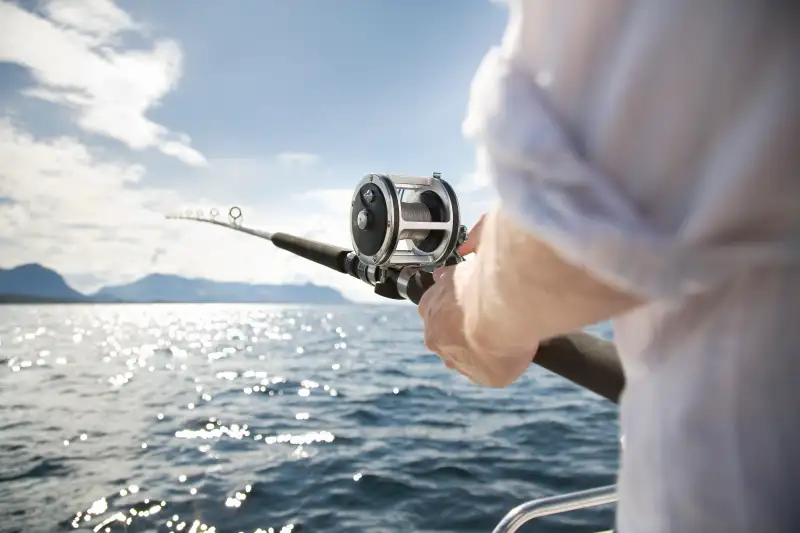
[0,304,619,533]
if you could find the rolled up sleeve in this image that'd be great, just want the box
[462,0,800,303]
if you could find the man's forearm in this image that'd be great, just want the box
[461,203,643,356]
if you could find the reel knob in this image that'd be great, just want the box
[356,208,370,230]
[349,173,461,267]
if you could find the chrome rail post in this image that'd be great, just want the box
[492,485,617,533]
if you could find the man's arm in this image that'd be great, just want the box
[461,202,642,357]
[455,0,798,361]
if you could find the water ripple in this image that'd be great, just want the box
[0,303,619,532]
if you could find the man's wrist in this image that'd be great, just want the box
[460,207,542,356]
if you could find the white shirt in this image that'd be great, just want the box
[464,1,800,531]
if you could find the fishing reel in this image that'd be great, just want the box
[348,172,467,300]
[168,171,468,304]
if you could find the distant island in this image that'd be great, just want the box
[0,263,351,305]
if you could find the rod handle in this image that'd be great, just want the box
[404,270,435,305]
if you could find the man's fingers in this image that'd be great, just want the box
[423,327,440,355]
[457,213,487,256]
[469,213,487,234]
[417,270,448,317]
[432,265,453,282]
[417,288,433,317]
[458,240,477,257]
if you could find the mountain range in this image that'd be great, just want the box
[0,264,350,304]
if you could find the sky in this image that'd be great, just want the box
[0,0,508,302]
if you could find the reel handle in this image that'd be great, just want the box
[397,251,460,304]
[392,249,462,304]
[402,269,435,305]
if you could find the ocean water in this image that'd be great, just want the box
[0,304,619,533]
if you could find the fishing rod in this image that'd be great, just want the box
[168,172,625,403]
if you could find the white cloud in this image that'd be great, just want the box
[0,0,394,304]
[452,148,498,225]
[457,169,491,194]
[43,0,139,41]
[160,138,207,167]
[296,188,354,216]
[0,0,205,166]
[275,152,320,169]
[455,147,493,194]
[0,119,383,303]
[0,118,180,257]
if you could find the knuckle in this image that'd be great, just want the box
[424,336,441,356]
[417,295,431,316]
[422,331,434,351]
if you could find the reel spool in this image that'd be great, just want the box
[349,172,465,268]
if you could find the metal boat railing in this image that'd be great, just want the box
[492,484,617,532]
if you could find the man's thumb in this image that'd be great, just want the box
[458,213,487,256]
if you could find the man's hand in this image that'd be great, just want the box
[457,212,487,257]
[417,214,533,387]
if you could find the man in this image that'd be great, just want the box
[418,1,799,532]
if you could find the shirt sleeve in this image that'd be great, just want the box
[462,0,800,302]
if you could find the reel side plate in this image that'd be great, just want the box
[350,172,462,268]
[350,174,400,266]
